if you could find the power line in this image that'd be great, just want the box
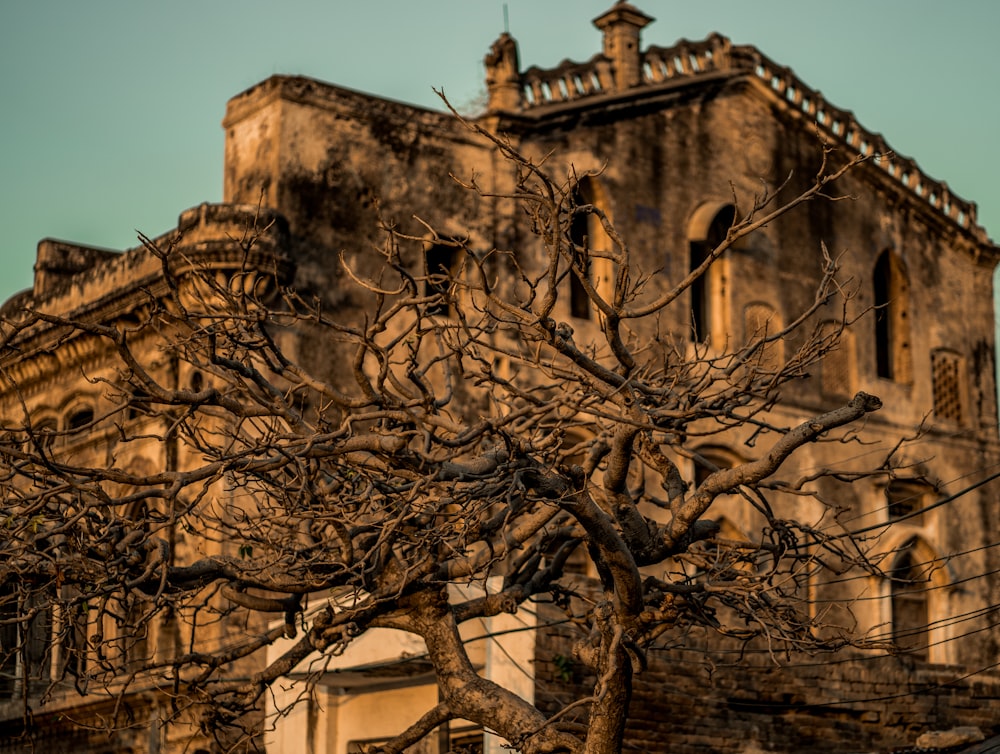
[847,466,1000,537]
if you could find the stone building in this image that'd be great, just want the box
[2,2,999,753]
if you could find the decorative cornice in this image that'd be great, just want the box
[0,204,296,395]
[489,32,988,243]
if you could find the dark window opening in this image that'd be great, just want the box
[874,252,892,378]
[450,729,485,754]
[873,250,910,382]
[67,407,94,431]
[127,389,151,420]
[569,190,592,320]
[885,480,929,524]
[689,205,735,342]
[60,589,89,680]
[692,446,740,490]
[0,590,51,700]
[890,543,929,661]
[425,243,459,317]
[0,593,17,699]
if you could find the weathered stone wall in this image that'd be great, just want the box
[534,603,1000,753]
[223,76,496,300]
[3,10,999,753]
[500,73,998,435]
[0,207,291,754]
[503,72,1000,752]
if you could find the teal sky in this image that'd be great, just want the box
[1,1,998,305]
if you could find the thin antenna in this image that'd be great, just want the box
[503,3,509,33]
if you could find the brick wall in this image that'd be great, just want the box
[534,606,1000,753]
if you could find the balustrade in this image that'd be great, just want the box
[507,34,982,239]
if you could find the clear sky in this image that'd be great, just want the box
[1,1,998,305]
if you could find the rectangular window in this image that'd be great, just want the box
[885,480,928,525]
[425,243,459,317]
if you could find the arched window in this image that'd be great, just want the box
[567,177,613,320]
[692,444,742,490]
[30,415,58,451]
[688,204,735,343]
[873,250,911,382]
[66,405,94,431]
[889,540,931,661]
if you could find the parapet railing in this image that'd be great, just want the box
[640,34,730,85]
[731,43,981,238]
[515,34,983,240]
[521,56,614,107]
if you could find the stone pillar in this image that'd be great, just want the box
[592,1,654,91]
[484,32,522,112]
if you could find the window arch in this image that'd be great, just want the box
[881,536,950,663]
[25,414,58,452]
[65,405,94,432]
[873,249,911,382]
[567,177,614,320]
[691,444,743,490]
[688,203,735,343]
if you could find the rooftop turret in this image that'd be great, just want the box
[592,1,655,90]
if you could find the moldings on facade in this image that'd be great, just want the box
[1,3,998,754]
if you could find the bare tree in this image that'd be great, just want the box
[0,122,896,754]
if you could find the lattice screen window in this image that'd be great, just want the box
[743,303,783,373]
[819,322,855,399]
[931,349,964,424]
